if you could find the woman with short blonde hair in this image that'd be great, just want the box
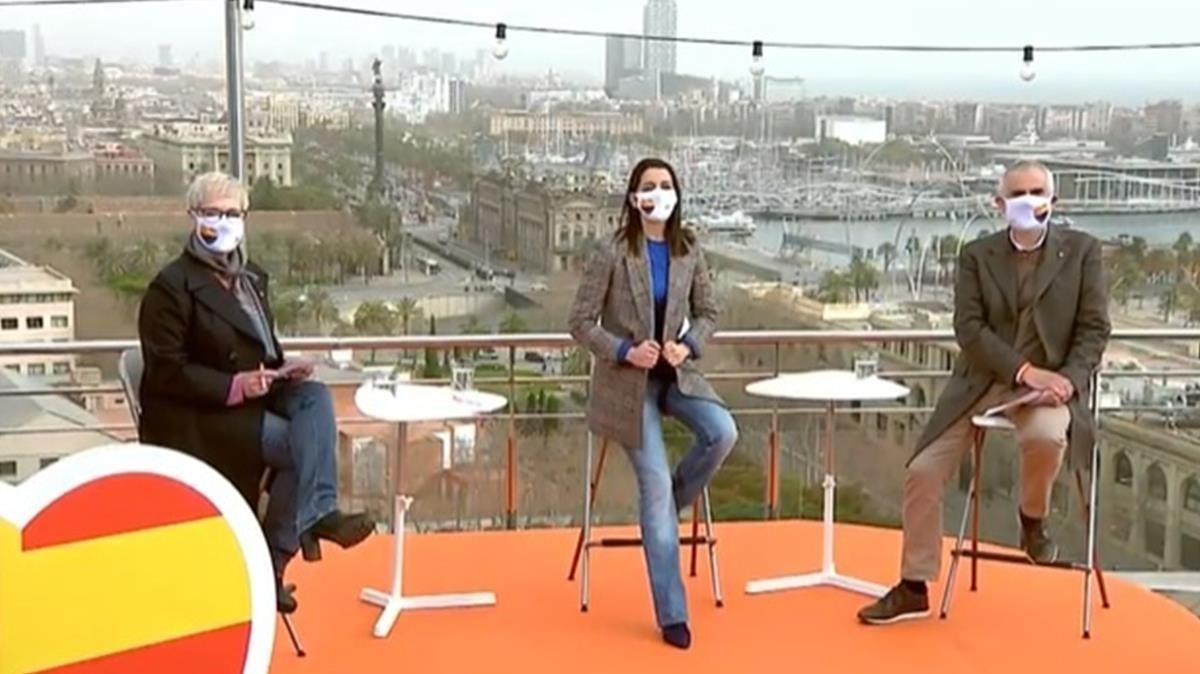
[137,172,373,614]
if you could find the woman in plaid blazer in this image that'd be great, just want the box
[568,158,738,650]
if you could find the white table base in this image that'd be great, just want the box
[745,404,888,600]
[360,495,496,638]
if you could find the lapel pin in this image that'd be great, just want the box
[1058,251,1064,258]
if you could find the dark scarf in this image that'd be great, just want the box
[184,234,279,362]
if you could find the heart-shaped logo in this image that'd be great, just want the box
[0,444,274,674]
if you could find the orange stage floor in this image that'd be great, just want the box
[271,521,1196,674]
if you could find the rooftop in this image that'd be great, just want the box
[0,249,75,291]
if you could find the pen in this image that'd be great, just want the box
[258,363,266,391]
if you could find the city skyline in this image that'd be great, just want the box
[5,0,1200,104]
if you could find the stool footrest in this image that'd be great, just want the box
[951,549,1089,571]
[589,535,714,548]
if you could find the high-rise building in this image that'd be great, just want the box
[1145,100,1184,137]
[441,52,458,76]
[448,78,468,116]
[158,44,173,69]
[31,24,44,67]
[605,36,644,97]
[422,48,441,70]
[318,51,329,72]
[642,0,677,76]
[605,37,626,97]
[397,47,416,70]
[751,74,766,103]
[621,37,642,72]
[0,30,26,61]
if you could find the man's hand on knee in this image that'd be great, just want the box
[1019,366,1074,403]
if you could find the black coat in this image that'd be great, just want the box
[137,253,285,506]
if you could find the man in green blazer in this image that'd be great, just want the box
[858,160,1111,625]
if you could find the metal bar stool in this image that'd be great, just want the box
[939,414,1111,638]
[568,433,724,612]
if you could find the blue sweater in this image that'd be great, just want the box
[617,241,700,371]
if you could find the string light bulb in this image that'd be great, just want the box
[749,40,765,76]
[492,23,509,61]
[241,0,256,31]
[1019,45,1036,82]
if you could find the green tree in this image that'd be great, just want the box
[848,254,880,302]
[270,289,304,335]
[936,234,960,285]
[517,388,561,452]
[499,312,527,334]
[301,288,339,334]
[250,178,340,211]
[353,301,399,363]
[1175,232,1194,284]
[563,347,590,377]
[395,296,422,335]
[422,314,444,379]
[876,242,897,275]
[817,270,853,304]
[457,314,485,360]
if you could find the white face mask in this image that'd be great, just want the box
[193,214,245,254]
[1004,194,1052,231]
[630,187,678,223]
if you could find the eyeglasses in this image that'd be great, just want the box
[193,208,247,219]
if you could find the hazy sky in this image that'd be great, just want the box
[10,0,1200,103]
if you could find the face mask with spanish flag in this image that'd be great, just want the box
[1004,194,1052,232]
[194,214,245,254]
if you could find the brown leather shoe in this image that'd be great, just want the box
[857,584,930,625]
[1020,516,1059,564]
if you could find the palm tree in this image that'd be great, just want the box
[394,297,422,336]
[353,301,400,363]
[817,270,853,304]
[876,242,897,275]
[458,314,485,360]
[301,288,340,334]
[270,290,304,336]
[1175,232,1194,284]
[936,234,960,286]
[848,255,881,302]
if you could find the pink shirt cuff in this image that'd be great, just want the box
[226,372,248,406]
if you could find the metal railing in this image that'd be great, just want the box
[2,328,1199,527]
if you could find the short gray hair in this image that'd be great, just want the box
[996,159,1055,197]
[186,171,249,211]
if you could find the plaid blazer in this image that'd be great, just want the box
[568,235,722,450]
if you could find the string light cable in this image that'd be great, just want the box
[10,0,1200,80]
[0,0,191,6]
[251,0,1200,55]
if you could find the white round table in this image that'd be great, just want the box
[353,380,507,638]
[744,370,910,599]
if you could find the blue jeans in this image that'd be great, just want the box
[625,377,738,627]
[261,380,340,575]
